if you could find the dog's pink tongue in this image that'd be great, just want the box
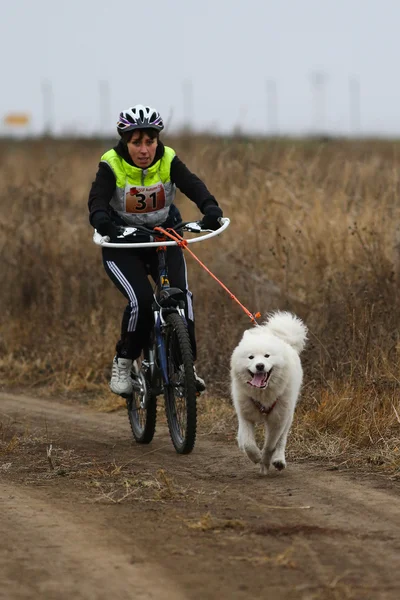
[251,372,265,388]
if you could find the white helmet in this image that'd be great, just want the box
[117,104,164,135]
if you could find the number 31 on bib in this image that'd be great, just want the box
[125,184,166,213]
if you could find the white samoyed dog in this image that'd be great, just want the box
[230,311,307,474]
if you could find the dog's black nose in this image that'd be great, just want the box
[256,363,265,372]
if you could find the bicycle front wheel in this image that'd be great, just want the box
[127,351,157,444]
[163,312,197,454]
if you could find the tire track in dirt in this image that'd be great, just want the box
[1,391,400,600]
[0,483,186,600]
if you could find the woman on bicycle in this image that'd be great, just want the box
[88,104,223,396]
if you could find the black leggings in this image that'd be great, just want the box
[102,245,196,360]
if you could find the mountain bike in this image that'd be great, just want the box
[93,218,230,454]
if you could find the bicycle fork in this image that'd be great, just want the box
[154,244,187,387]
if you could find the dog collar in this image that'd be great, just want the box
[251,397,278,416]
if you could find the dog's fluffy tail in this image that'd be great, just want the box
[263,311,308,353]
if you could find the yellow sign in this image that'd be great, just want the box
[4,113,30,126]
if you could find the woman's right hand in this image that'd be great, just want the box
[91,211,120,240]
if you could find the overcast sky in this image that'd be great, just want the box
[2,0,399,136]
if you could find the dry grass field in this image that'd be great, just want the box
[0,135,399,473]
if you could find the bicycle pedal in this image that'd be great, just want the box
[131,380,142,392]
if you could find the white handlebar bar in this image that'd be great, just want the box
[93,217,230,248]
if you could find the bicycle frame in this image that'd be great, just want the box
[137,237,191,400]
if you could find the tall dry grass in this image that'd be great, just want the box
[0,135,399,469]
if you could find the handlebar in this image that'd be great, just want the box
[93,217,230,248]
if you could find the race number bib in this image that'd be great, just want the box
[125,183,166,214]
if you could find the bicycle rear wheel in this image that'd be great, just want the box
[163,312,197,454]
[127,351,157,444]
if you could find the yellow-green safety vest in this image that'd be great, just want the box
[101,146,176,227]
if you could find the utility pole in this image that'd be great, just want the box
[266,79,278,136]
[349,76,361,136]
[99,80,111,138]
[182,79,193,132]
[310,71,327,135]
[41,79,54,136]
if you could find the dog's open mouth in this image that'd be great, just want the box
[247,368,273,389]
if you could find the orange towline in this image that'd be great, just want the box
[154,227,261,325]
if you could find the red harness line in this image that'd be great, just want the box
[250,397,278,416]
[154,226,261,325]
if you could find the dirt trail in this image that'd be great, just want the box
[1,391,399,600]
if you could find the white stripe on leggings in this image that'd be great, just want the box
[106,261,139,332]
[183,255,194,322]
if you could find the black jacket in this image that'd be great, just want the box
[88,141,219,226]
